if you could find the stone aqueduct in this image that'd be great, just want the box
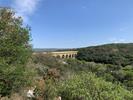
[50,51,78,58]
[33,51,78,59]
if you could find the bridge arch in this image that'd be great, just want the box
[69,55,71,58]
[66,55,68,58]
[57,55,61,59]
[62,55,65,58]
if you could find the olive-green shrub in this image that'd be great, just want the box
[58,72,133,100]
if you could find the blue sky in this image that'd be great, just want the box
[1,0,133,48]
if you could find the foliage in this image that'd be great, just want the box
[28,53,133,99]
[32,53,62,68]
[43,78,57,100]
[34,67,59,100]
[65,59,133,91]
[57,72,133,100]
[0,8,32,96]
[77,43,133,66]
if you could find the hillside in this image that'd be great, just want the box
[77,43,133,66]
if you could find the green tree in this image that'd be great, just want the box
[0,8,31,96]
[0,8,31,64]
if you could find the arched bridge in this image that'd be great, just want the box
[50,51,78,59]
[33,51,78,59]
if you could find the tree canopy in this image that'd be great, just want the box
[0,8,31,65]
[0,8,32,96]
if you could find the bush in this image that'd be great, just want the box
[32,53,61,68]
[57,72,133,100]
[0,8,32,96]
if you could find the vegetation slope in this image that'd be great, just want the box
[77,43,133,66]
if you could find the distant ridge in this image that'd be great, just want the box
[33,48,77,52]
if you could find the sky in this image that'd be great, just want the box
[1,0,133,48]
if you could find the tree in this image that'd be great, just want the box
[0,8,31,65]
[0,8,32,96]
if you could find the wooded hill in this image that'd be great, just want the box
[77,43,133,66]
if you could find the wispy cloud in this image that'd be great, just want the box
[82,6,87,9]
[119,27,128,32]
[108,38,127,43]
[11,0,41,22]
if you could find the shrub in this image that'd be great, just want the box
[57,72,133,100]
